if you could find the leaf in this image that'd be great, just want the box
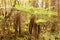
[35,19,47,23]
[14,4,33,13]
[14,4,57,17]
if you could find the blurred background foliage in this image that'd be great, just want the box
[0,0,60,40]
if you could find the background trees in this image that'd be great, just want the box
[0,0,60,40]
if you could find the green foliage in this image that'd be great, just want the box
[14,4,33,13]
[0,15,4,19]
[14,4,57,16]
[35,19,47,23]
[14,4,57,24]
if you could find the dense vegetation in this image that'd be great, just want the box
[0,0,60,40]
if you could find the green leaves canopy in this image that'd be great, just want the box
[14,4,57,16]
[14,4,57,23]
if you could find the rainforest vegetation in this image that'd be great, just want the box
[0,0,60,40]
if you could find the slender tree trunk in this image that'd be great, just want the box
[14,12,21,40]
[29,14,36,40]
[29,14,40,40]
[58,0,60,31]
